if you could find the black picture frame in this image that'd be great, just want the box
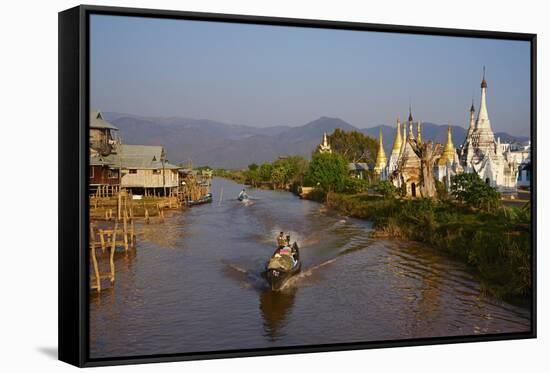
[58,4,537,367]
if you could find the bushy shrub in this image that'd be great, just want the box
[450,173,501,212]
[374,180,399,198]
[343,178,369,194]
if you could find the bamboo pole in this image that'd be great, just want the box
[117,192,122,220]
[99,229,106,252]
[90,226,101,292]
[123,212,129,251]
[110,220,118,283]
[130,217,135,247]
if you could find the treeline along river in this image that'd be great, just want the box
[90,177,531,358]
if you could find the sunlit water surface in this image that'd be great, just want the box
[90,177,530,358]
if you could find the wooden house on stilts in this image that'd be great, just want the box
[119,144,181,196]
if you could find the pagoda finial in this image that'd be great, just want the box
[476,66,491,129]
[319,132,332,153]
[374,128,387,174]
[391,117,402,154]
[438,125,456,165]
[481,66,487,88]
[408,102,413,123]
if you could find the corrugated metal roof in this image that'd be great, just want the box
[90,153,120,167]
[119,144,180,170]
[90,144,181,170]
[90,111,118,130]
[348,162,370,171]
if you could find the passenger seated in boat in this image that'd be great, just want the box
[277,232,286,248]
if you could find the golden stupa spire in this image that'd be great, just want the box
[374,128,387,174]
[416,121,422,143]
[438,125,456,165]
[318,132,332,153]
[391,118,402,154]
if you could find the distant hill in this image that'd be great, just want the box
[102,112,528,169]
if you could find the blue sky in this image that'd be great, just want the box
[90,14,531,136]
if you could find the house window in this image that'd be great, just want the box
[129,169,137,174]
[108,169,118,179]
[153,169,161,175]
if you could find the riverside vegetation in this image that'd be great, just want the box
[214,130,531,303]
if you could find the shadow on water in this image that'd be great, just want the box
[223,250,351,341]
[260,287,298,340]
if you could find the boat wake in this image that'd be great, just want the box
[222,260,268,290]
[222,255,341,291]
[279,258,338,290]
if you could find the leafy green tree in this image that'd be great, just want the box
[450,173,501,211]
[304,153,348,194]
[270,164,288,189]
[278,156,308,185]
[245,163,260,186]
[258,163,273,182]
[327,129,378,164]
[374,180,399,199]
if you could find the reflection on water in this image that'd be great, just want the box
[90,177,531,358]
[260,288,297,341]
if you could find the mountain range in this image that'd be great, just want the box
[102,112,529,169]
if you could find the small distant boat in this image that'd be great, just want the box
[187,193,213,206]
[263,243,301,291]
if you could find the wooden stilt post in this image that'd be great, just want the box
[117,192,122,220]
[130,217,135,247]
[110,219,118,283]
[123,212,129,251]
[99,229,106,252]
[90,226,101,292]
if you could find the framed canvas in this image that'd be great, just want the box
[58,4,537,367]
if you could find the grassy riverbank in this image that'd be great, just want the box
[213,169,247,184]
[309,192,531,304]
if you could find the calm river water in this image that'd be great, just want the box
[90,177,531,358]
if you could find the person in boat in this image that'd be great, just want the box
[238,189,248,200]
[277,232,286,248]
[282,235,298,264]
[284,234,300,260]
